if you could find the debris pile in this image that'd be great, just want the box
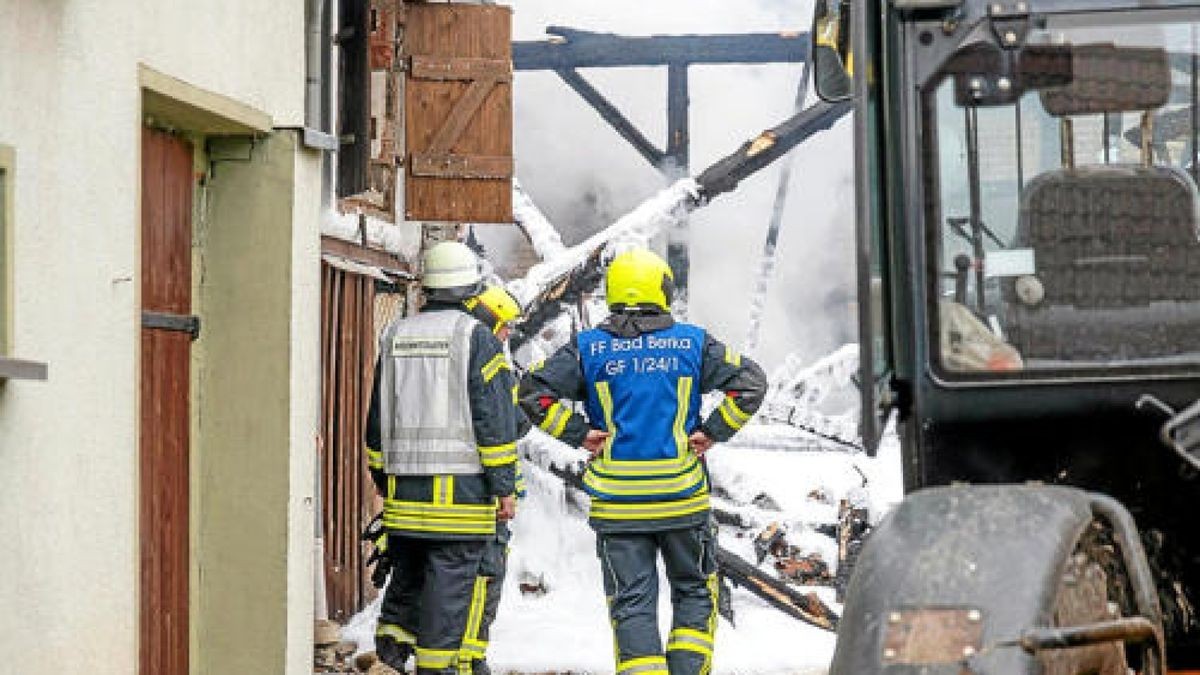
[314,619,368,674]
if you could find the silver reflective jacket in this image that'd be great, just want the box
[378,310,482,475]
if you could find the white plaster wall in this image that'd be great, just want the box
[288,147,324,675]
[0,1,311,673]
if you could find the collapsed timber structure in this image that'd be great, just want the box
[508,97,850,352]
[320,0,863,646]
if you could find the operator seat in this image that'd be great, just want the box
[1005,44,1200,362]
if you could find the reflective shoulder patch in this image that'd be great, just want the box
[392,336,451,357]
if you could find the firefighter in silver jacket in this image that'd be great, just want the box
[366,242,520,675]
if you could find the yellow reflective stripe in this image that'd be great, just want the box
[583,460,706,496]
[669,627,713,647]
[366,447,383,469]
[706,572,719,640]
[718,401,744,431]
[717,405,740,430]
[724,345,742,367]
[596,381,617,456]
[551,406,572,437]
[539,402,563,432]
[485,361,510,383]
[511,383,519,405]
[384,500,494,520]
[466,577,487,640]
[459,576,489,668]
[666,641,710,656]
[383,497,497,533]
[481,353,509,383]
[478,442,517,467]
[593,454,692,477]
[387,475,396,499]
[672,376,693,457]
[617,654,669,675]
[416,647,458,669]
[376,623,416,645]
[432,476,453,505]
[667,627,713,656]
[461,637,488,657]
[481,454,517,468]
[530,359,545,372]
[482,352,506,373]
[538,402,574,439]
[722,396,752,423]
[382,517,496,535]
[589,492,710,521]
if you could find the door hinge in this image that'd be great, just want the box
[142,311,201,340]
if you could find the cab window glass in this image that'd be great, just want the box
[923,13,1200,376]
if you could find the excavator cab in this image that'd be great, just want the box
[816,0,1200,672]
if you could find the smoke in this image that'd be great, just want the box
[505,0,856,369]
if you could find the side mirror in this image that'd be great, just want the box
[812,0,853,102]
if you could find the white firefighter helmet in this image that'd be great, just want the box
[423,241,483,299]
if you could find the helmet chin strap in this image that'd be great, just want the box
[611,303,669,315]
[424,282,483,304]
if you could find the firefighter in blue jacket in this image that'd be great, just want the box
[519,248,767,675]
[365,242,520,675]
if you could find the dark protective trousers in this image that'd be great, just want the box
[460,538,509,675]
[378,535,487,675]
[597,523,719,675]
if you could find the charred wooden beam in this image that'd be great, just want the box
[666,62,690,171]
[697,99,852,200]
[836,499,871,602]
[514,28,809,70]
[664,62,692,297]
[555,68,666,170]
[716,545,840,632]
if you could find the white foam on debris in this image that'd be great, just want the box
[508,178,700,308]
[513,179,568,261]
[321,209,419,261]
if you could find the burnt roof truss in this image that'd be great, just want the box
[513,26,811,176]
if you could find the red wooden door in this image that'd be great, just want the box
[140,127,194,675]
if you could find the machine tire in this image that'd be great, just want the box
[829,484,1162,674]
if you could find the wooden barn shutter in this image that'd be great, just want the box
[403,3,513,223]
